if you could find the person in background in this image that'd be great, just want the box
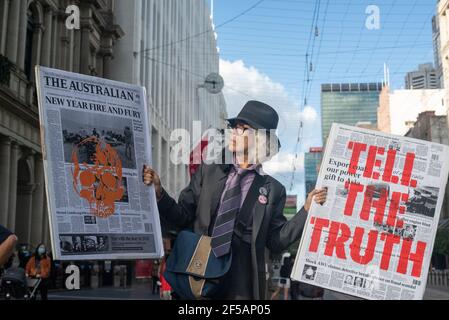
[151,260,160,295]
[0,224,17,268]
[290,279,301,300]
[25,243,52,300]
[159,255,172,300]
[289,255,300,300]
[271,255,293,300]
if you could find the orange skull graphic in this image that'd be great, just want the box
[71,136,124,218]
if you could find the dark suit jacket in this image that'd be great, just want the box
[157,162,309,300]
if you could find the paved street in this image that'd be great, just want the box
[422,286,449,300]
[48,282,161,300]
[46,282,449,300]
[322,286,449,300]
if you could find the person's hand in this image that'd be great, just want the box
[304,188,328,212]
[143,165,162,200]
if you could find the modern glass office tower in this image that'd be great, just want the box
[304,147,323,195]
[321,82,383,144]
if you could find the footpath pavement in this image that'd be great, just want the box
[47,283,449,300]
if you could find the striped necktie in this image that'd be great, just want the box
[211,167,250,257]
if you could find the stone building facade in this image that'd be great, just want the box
[0,0,123,247]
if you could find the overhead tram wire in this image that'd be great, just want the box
[326,0,353,76]
[291,0,329,192]
[359,0,398,76]
[290,0,321,192]
[300,0,430,127]
[289,0,321,192]
[338,0,420,83]
[391,9,436,80]
[138,0,266,55]
[148,40,440,112]
[290,1,432,194]
[343,0,420,83]
[184,42,431,59]
[304,0,330,105]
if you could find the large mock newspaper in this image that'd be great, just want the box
[35,66,164,261]
[292,123,449,300]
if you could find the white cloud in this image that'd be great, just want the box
[219,59,319,149]
[302,105,318,122]
[262,151,304,175]
[219,59,319,202]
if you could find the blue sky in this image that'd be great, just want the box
[212,0,437,206]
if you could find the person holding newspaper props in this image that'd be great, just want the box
[143,101,327,300]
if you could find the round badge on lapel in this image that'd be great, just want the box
[259,187,268,196]
[194,260,202,269]
[259,195,268,205]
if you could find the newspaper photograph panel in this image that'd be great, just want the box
[35,66,164,261]
[292,123,449,300]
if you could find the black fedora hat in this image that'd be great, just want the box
[227,100,279,130]
[227,100,281,148]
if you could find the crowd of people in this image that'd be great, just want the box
[1,225,324,301]
[0,225,52,300]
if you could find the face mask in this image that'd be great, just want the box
[38,247,46,255]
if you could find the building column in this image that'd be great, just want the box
[59,30,69,70]
[30,155,44,246]
[15,184,34,243]
[7,142,19,231]
[41,8,53,67]
[167,144,172,194]
[42,198,50,247]
[50,11,58,67]
[161,138,169,194]
[25,21,43,105]
[0,137,11,226]
[16,0,28,70]
[15,150,35,244]
[72,28,80,72]
[80,22,91,75]
[156,132,162,175]
[5,0,20,64]
[103,54,112,79]
[80,27,91,74]
[0,0,10,55]
[56,12,65,70]
[151,128,159,175]
[445,178,449,219]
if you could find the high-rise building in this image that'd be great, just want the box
[0,0,124,246]
[432,15,444,87]
[377,86,445,135]
[405,63,441,89]
[304,147,323,195]
[110,0,227,200]
[321,82,382,144]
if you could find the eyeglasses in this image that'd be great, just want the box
[227,124,253,136]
